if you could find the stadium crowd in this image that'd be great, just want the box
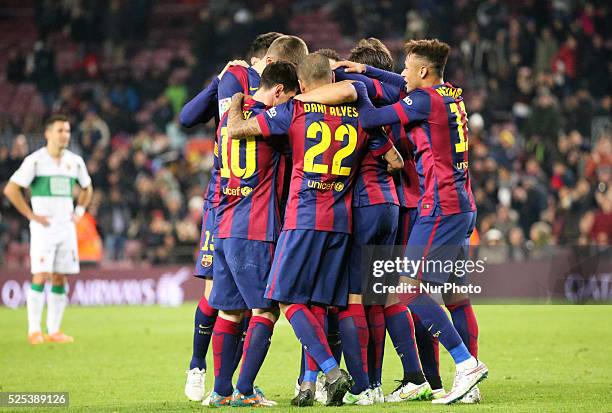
[0,0,610,266]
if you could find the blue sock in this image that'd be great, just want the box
[190,296,217,370]
[413,314,442,389]
[285,304,337,374]
[384,304,424,384]
[212,318,240,396]
[230,312,251,374]
[339,304,370,394]
[236,316,274,395]
[407,293,471,364]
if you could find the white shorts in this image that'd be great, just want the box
[30,221,80,275]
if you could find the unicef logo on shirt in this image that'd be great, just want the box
[241,186,253,196]
[334,182,344,192]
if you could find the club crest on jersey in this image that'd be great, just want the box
[219,98,231,116]
[201,254,213,268]
[403,96,413,105]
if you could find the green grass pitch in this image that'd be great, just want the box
[1,305,610,412]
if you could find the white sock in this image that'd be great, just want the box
[46,292,68,335]
[456,356,478,372]
[27,288,45,335]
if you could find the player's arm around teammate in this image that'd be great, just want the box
[4,115,92,345]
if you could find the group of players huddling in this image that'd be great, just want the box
[180,32,488,407]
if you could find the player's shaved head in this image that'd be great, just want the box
[259,61,299,94]
[266,35,309,66]
[297,53,332,90]
[404,38,450,77]
[249,32,284,59]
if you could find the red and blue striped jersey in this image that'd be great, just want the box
[215,97,285,242]
[358,82,476,217]
[255,97,393,233]
[333,72,399,207]
[205,66,261,207]
[386,121,420,209]
[352,144,398,207]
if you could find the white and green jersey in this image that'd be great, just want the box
[9,147,91,224]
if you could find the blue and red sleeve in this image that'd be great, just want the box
[354,82,402,129]
[179,76,219,127]
[364,66,406,90]
[218,67,249,117]
[391,89,431,126]
[334,69,401,105]
[366,127,393,157]
[254,99,296,138]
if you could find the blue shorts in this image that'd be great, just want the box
[265,229,350,307]
[209,237,275,311]
[396,207,418,248]
[404,211,476,284]
[349,203,399,294]
[194,205,216,279]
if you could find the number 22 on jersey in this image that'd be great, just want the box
[303,121,357,176]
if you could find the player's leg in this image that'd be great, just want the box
[229,239,278,406]
[46,226,78,343]
[326,307,342,364]
[27,272,48,344]
[343,204,399,405]
[383,293,431,402]
[365,304,384,400]
[185,279,216,401]
[397,207,443,397]
[281,302,349,406]
[443,212,479,358]
[412,313,443,396]
[27,223,56,344]
[233,308,278,406]
[208,238,247,406]
[267,230,351,406]
[211,310,244,405]
[185,205,217,401]
[402,212,487,404]
[44,273,72,343]
[442,213,481,403]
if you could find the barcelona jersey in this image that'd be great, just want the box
[358,82,476,217]
[205,66,261,207]
[215,97,285,242]
[255,98,392,233]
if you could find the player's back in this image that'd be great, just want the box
[283,100,389,232]
[402,83,475,216]
[215,97,284,242]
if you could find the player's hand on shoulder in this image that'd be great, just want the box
[231,92,245,106]
[218,60,250,80]
[331,60,366,74]
[30,214,50,227]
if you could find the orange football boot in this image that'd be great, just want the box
[28,331,45,345]
[45,332,74,343]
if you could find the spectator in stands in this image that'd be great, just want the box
[30,39,59,112]
[98,187,131,261]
